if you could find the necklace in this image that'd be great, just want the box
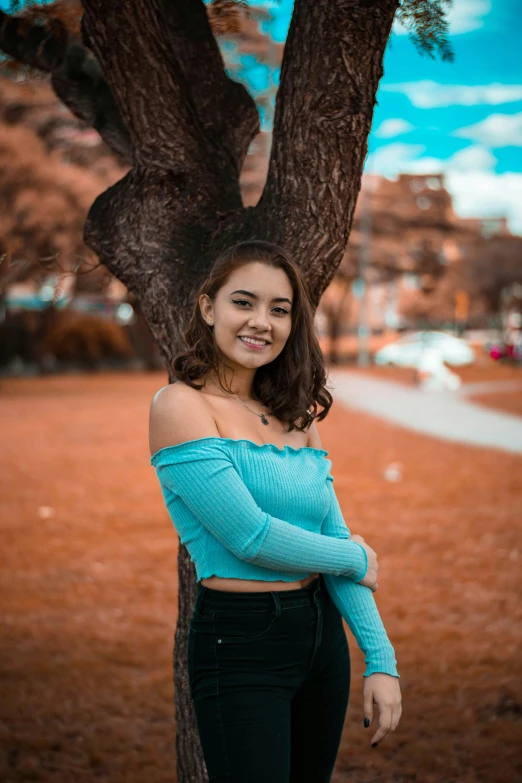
[207,376,271,426]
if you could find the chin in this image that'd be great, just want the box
[223,349,271,370]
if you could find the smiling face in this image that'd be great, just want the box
[199,261,294,375]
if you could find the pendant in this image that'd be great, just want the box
[261,414,269,425]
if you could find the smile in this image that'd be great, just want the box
[238,336,270,349]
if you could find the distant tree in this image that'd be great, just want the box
[319,269,355,364]
[398,234,522,326]
[412,237,447,293]
[464,235,522,315]
[0,1,454,779]
[0,116,112,291]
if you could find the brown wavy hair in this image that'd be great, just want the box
[172,240,333,432]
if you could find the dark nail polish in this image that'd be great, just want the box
[364,718,370,728]
[371,742,378,748]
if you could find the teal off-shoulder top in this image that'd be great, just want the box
[150,436,399,679]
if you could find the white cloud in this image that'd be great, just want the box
[366,142,496,177]
[445,0,492,33]
[453,112,522,147]
[448,145,497,171]
[366,143,426,174]
[393,0,491,36]
[446,170,522,234]
[365,142,522,234]
[382,81,522,109]
[374,118,415,138]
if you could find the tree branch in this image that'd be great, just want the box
[157,0,260,175]
[258,0,399,299]
[0,9,132,165]
[0,9,67,71]
[80,0,204,172]
[51,38,132,165]
[1,0,258,202]
[82,0,251,194]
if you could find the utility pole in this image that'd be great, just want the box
[356,174,376,367]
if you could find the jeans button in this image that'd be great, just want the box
[217,639,222,643]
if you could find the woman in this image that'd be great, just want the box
[149,240,402,783]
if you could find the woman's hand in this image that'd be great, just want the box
[363,673,402,747]
[350,534,378,592]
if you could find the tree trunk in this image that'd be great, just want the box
[0,0,399,778]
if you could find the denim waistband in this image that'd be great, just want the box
[196,575,324,614]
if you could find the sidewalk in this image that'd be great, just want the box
[458,379,522,396]
[328,369,522,455]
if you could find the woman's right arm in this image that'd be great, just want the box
[149,384,369,580]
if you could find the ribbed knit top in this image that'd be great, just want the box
[150,437,399,678]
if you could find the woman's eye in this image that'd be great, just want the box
[232,299,289,316]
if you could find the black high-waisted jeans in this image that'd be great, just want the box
[188,574,351,783]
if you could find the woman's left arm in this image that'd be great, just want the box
[308,422,401,744]
[321,475,403,746]
[321,474,399,679]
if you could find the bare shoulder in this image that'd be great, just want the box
[149,380,220,455]
[306,418,324,450]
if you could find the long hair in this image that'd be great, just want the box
[172,240,333,432]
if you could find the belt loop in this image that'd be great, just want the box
[271,591,282,618]
[194,586,208,618]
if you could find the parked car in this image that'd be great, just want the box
[374,331,474,368]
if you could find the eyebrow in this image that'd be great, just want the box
[230,289,293,306]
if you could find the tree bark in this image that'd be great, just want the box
[0,0,399,778]
[258,0,398,300]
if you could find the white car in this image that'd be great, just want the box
[374,331,474,368]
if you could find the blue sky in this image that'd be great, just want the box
[370,0,522,235]
[3,0,521,234]
[242,0,522,234]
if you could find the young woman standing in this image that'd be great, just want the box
[149,240,402,783]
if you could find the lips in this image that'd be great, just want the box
[238,336,270,347]
[238,336,270,344]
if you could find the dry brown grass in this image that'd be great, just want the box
[1,371,521,783]
[468,391,522,418]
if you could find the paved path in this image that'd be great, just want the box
[328,370,522,455]
[458,379,522,396]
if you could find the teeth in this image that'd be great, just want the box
[239,336,267,346]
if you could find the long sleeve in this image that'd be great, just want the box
[151,441,368,580]
[321,475,400,679]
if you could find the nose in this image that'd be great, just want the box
[247,310,271,331]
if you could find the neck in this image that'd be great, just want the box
[208,365,256,401]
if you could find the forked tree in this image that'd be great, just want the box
[0,0,453,778]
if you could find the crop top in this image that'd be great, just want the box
[150,436,399,679]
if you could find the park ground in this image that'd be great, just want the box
[0,361,521,783]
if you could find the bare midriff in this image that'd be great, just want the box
[200,573,320,592]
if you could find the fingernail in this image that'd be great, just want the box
[371,742,378,748]
[364,718,370,728]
